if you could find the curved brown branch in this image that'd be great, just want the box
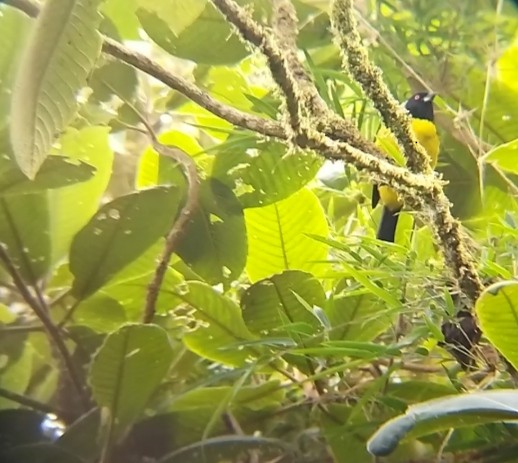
[142,140,200,323]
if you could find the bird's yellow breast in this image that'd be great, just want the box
[377,118,440,211]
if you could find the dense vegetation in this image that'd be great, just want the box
[1,0,518,462]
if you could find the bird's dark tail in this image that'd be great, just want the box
[376,207,400,242]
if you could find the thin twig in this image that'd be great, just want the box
[0,246,89,410]
[142,140,200,323]
[0,386,64,415]
[123,114,201,323]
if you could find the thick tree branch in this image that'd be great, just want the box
[330,0,483,306]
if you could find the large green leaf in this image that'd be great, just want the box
[241,270,325,337]
[0,156,95,196]
[137,1,248,65]
[244,188,329,282]
[0,193,51,284]
[212,138,322,208]
[72,295,127,332]
[367,390,518,457]
[48,126,114,266]
[180,281,258,366]
[99,240,183,320]
[484,138,518,175]
[176,178,247,285]
[100,0,139,39]
[475,280,518,369]
[89,324,174,438]
[0,8,30,129]
[10,0,104,178]
[136,0,207,35]
[70,186,181,299]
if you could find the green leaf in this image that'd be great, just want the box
[72,296,127,332]
[367,390,518,457]
[0,156,95,196]
[0,8,30,129]
[212,138,322,208]
[177,178,247,285]
[0,338,33,409]
[475,280,518,369]
[136,0,207,36]
[137,1,248,65]
[244,188,329,282]
[326,292,398,341]
[70,186,181,299]
[89,324,174,438]
[129,381,284,449]
[48,126,114,266]
[99,241,183,320]
[181,281,258,366]
[484,138,518,175]
[100,0,139,39]
[10,0,104,178]
[158,435,291,463]
[88,59,138,103]
[0,194,51,284]
[241,270,325,337]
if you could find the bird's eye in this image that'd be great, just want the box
[415,94,420,100]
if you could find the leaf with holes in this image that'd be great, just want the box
[177,178,247,284]
[70,186,181,299]
[0,193,51,284]
[245,188,329,282]
[89,324,174,438]
[212,138,322,208]
[181,281,258,366]
[10,0,104,178]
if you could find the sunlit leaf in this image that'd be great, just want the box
[10,0,104,178]
[180,281,258,366]
[475,280,518,369]
[245,188,329,282]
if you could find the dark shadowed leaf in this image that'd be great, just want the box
[177,178,247,284]
[0,156,95,196]
[70,186,181,299]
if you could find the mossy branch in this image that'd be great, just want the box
[330,0,483,305]
[331,0,432,175]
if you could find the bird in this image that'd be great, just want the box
[372,91,440,242]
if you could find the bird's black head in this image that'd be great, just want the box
[404,92,436,121]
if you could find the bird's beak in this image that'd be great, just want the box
[423,92,436,102]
